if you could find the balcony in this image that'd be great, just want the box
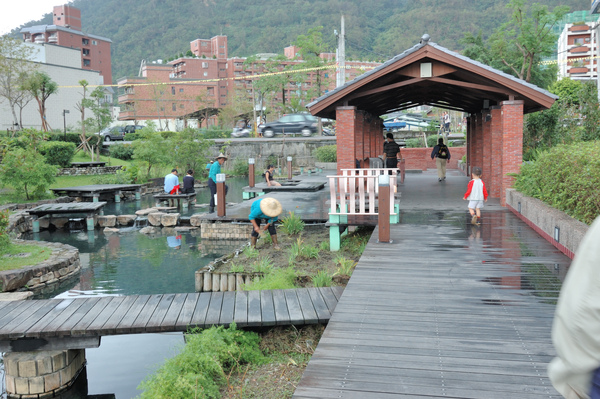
[118,92,136,102]
[569,67,590,74]
[570,25,590,32]
[569,45,591,54]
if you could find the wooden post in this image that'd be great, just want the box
[220,274,228,292]
[115,190,121,203]
[287,156,293,180]
[217,182,226,217]
[236,274,244,290]
[203,272,212,291]
[378,175,391,243]
[228,274,236,291]
[249,159,255,187]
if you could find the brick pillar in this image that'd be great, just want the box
[466,115,473,174]
[482,109,492,192]
[490,106,503,199]
[500,100,524,206]
[335,106,358,174]
[4,349,86,397]
[474,114,483,171]
[355,111,366,167]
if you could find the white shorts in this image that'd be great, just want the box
[468,200,484,209]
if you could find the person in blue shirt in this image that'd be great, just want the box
[163,169,179,206]
[208,153,228,213]
[249,197,282,249]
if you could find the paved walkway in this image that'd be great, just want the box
[293,168,570,398]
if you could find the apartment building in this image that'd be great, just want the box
[117,35,380,127]
[20,5,112,84]
[557,22,598,81]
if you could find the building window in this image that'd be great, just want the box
[82,49,90,56]
[179,88,184,93]
[207,87,214,95]
[92,40,97,45]
[171,87,175,95]
[574,38,584,45]
[324,73,328,78]
[201,42,207,47]
[203,72,208,76]
[202,62,208,68]
[83,59,91,66]
[180,104,184,108]
[82,38,89,46]
[172,103,176,111]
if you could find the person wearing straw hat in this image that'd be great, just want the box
[207,153,228,213]
[249,197,282,249]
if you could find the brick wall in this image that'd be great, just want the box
[200,222,251,240]
[500,101,524,206]
[401,147,466,170]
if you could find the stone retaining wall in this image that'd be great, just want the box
[200,221,251,240]
[56,165,122,176]
[505,188,589,259]
[0,240,80,293]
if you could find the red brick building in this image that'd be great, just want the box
[21,5,112,84]
[117,35,381,125]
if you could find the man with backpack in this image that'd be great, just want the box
[431,137,451,182]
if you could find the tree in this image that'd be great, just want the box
[170,128,213,172]
[294,27,332,99]
[87,86,113,133]
[217,88,253,128]
[75,80,94,157]
[21,71,58,132]
[132,123,171,177]
[489,0,568,84]
[0,36,38,130]
[0,148,57,200]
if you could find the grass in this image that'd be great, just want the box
[0,244,52,270]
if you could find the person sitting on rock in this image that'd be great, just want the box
[265,165,281,187]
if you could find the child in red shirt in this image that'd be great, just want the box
[463,166,488,225]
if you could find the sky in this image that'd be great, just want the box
[0,0,57,35]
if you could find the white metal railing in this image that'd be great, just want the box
[328,168,398,215]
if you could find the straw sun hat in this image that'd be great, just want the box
[260,197,282,218]
[216,153,228,160]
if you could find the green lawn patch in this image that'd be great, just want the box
[1,244,52,270]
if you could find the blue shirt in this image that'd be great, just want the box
[208,161,221,181]
[164,173,179,193]
[248,199,278,223]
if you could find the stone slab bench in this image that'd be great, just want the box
[70,161,106,167]
[153,193,196,208]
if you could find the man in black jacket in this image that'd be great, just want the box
[383,133,401,174]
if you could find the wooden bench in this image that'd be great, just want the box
[153,193,196,208]
[70,161,107,168]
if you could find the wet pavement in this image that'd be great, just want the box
[292,168,570,398]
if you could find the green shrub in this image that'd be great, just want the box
[0,210,11,254]
[138,324,264,399]
[333,255,357,276]
[231,159,249,176]
[39,141,76,167]
[201,128,230,139]
[242,246,259,259]
[427,135,440,147]
[314,145,337,162]
[513,141,600,224]
[405,138,422,148]
[242,268,298,290]
[280,211,305,235]
[124,132,141,141]
[159,131,177,139]
[252,257,274,274]
[92,169,136,184]
[109,143,134,161]
[312,270,333,287]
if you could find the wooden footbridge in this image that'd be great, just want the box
[0,287,343,353]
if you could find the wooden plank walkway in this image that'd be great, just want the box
[0,287,343,347]
[294,222,564,398]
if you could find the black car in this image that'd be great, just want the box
[124,124,145,134]
[262,114,317,137]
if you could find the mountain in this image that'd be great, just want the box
[10,0,590,83]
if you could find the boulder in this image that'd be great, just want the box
[38,217,50,229]
[139,226,158,235]
[190,215,202,227]
[103,227,120,234]
[147,212,166,226]
[50,218,69,229]
[117,215,137,226]
[161,213,180,227]
[135,208,158,216]
[97,215,117,227]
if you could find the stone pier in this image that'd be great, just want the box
[4,349,86,398]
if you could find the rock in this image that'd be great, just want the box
[190,215,202,227]
[139,226,158,235]
[51,218,69,229]
[161,213,180,227]
[0,292,33,301]
[38,217,50,229]
[135,208,158,216]
[147,212,166,226]
[103,227,120,234]
[97,215,117,227]
[174,226,198,232]
[117,215,137,226]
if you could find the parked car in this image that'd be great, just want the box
[261,113,317,137]
[231,127,251,138]
[98,126,126,142]
[322,127,336,136]
[124,124,145,134]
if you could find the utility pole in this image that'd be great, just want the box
[336,15,346,88]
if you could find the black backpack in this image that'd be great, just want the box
[438,145,448,159]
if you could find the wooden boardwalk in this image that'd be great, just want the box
[0,287,342,351]
[294,220,564,398]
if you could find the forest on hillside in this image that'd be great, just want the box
[10,0,591,82]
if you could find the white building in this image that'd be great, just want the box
[557,22,598,81]
[0,42,105,131]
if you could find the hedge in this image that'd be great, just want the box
[109,143,134,161]
[314,145,337,162]
[39,141,76,167]
[513,141,600,225]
